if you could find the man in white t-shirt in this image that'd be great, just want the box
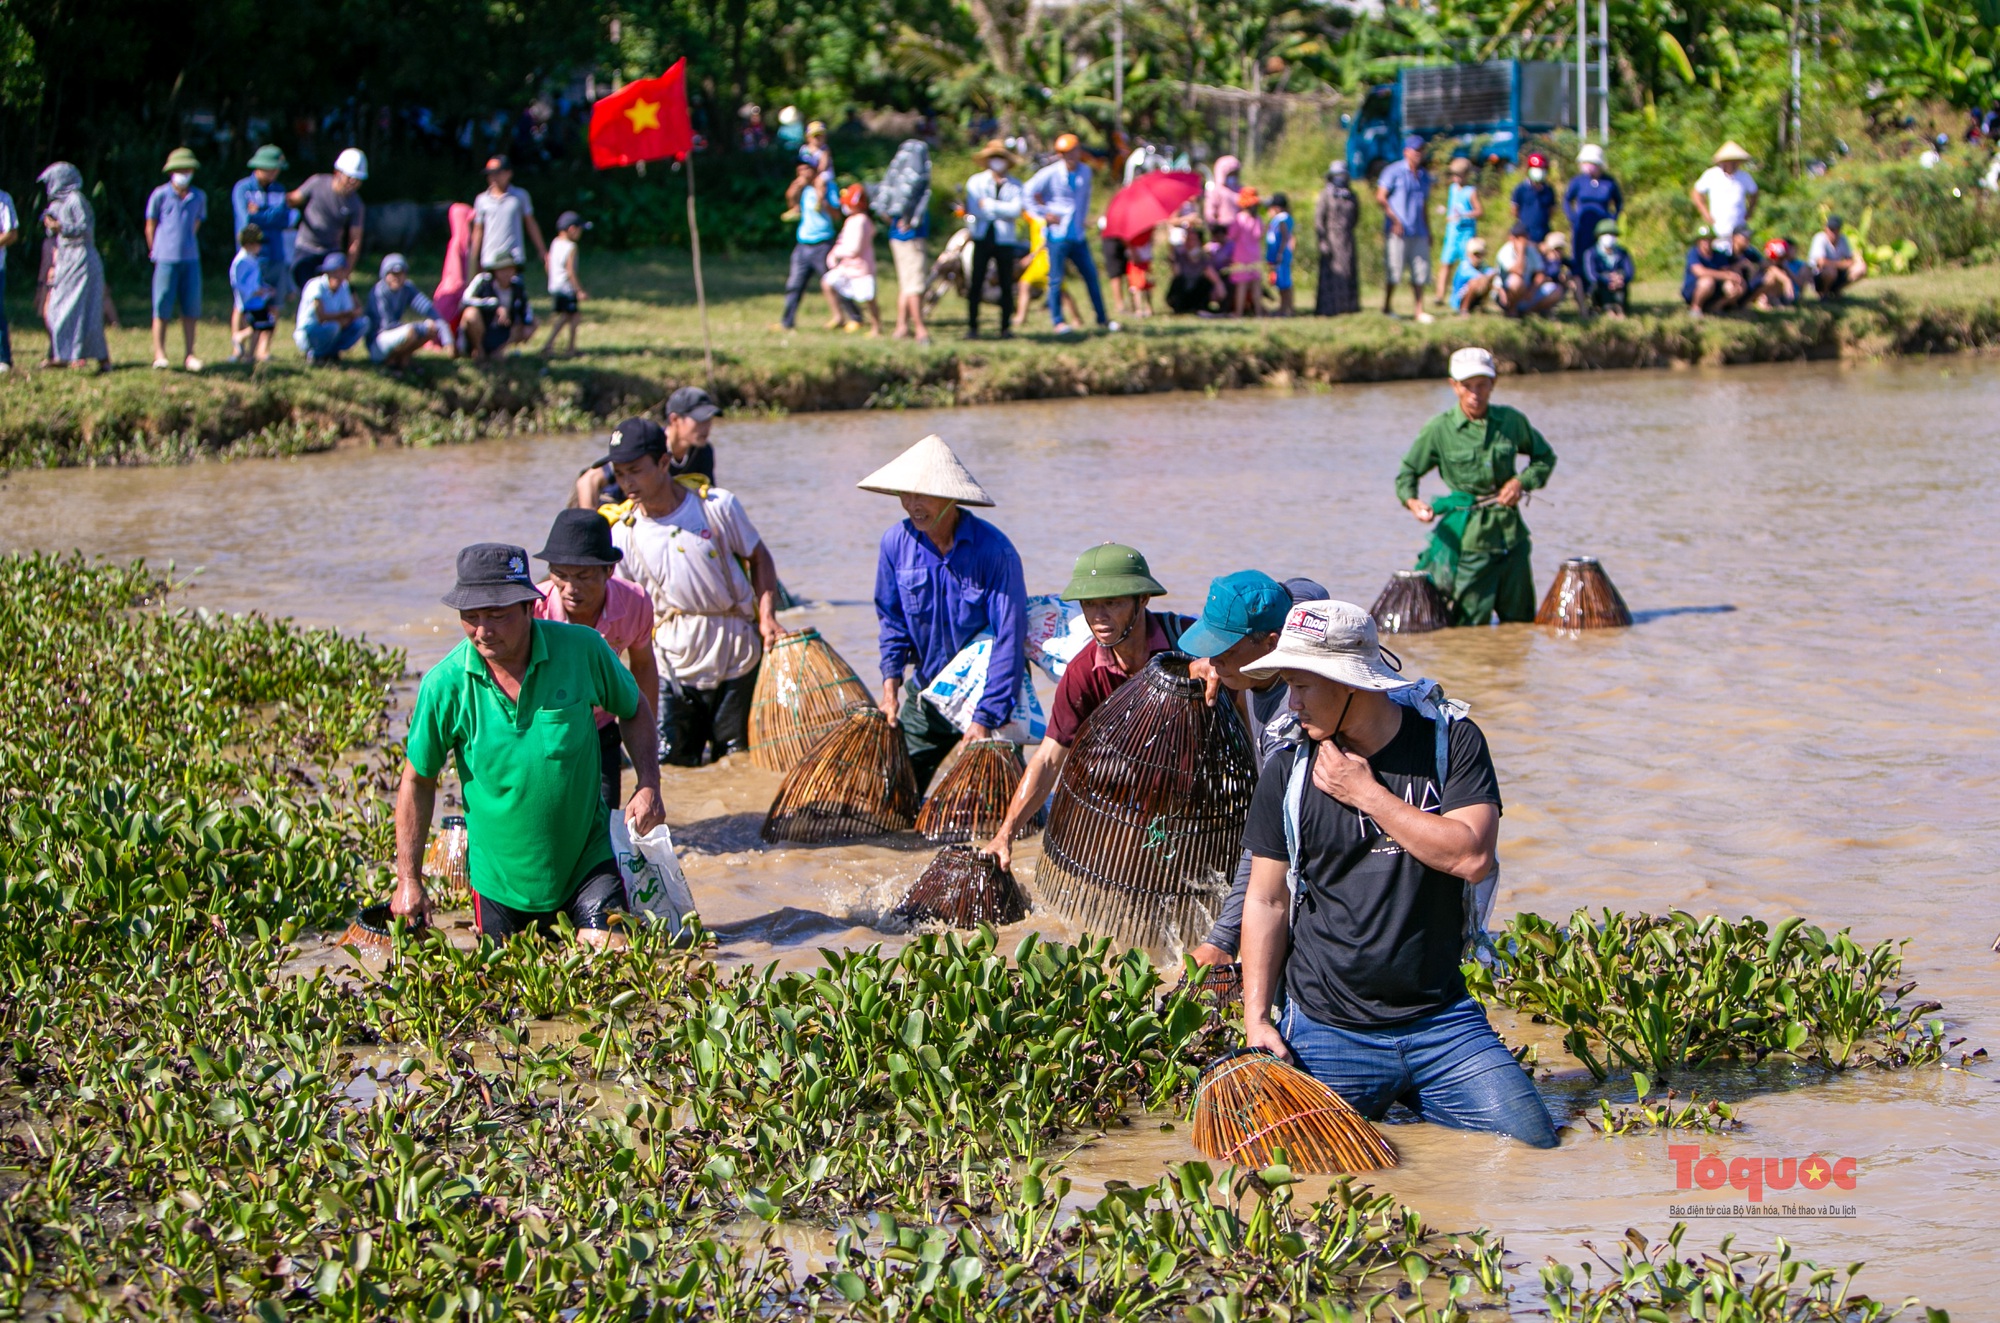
[1690,141,1758,239]
[468,155,548,275]
[604,417,784,765]
[1806,214,1867,297]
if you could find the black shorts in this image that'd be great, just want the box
[1101,235,1128,272]
[243,306,276,332]
[551,290,579,315]
[472,864,624,940]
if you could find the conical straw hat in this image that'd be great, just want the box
[856,434,995,506]
[1711,140,1752,163]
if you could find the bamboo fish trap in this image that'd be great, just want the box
[1192,1049,1398,1173]
[1535,556,1633,629]
[1369,569,1453,634]
[916,739,1039,843]
[1033,652,1257,951]
[335,903,427,954]
[760,704,920,843]
[892,844,1029,929]
[747,629,875,773]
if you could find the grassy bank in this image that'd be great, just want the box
[6,251,2000,467]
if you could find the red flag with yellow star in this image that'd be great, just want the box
[589,60,693,169]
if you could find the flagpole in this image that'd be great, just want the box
[683,152,715,389]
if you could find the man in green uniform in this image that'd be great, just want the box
[391,543,665,948]
[1395,347,1557,626]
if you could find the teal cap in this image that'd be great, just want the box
[1179,570,1291,657]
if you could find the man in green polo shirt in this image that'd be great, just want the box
[391,543,665,948]
[1395,347,1557,626]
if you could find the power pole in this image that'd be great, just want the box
[1576,0,1588,141]
[1598,0,1610,141]
[1113,0,1125,140]
[1789,0,1803,173]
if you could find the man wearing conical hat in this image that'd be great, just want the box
[861,434,1029,794]
[984,543,1189,870]
[1691,140,1757,240]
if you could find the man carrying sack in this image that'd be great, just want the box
[1395,347,1557,626]
[392,544,664,947]
[604,416,784,766]
[984,543,1182,869]
[861,433,1029,793]
[1235,600,1557,1146]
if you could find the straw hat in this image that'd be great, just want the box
[1711,141,1753,164]
[975,138,1019,165]
[856,434,995,506]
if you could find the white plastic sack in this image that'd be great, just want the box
[608,811,698,939]
[1036,610,1095,681]
[919,634,1046,743]
[1023,594,1080,680]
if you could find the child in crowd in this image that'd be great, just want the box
[1539,232,1585,313]
[1263,192,1296,316]
[1450,236,1499,314]
[228,224,277,363]
[1753,236,1800,308]
[458,262,535,360]
[1435,157,1482,305]
[1225,188,1264,316]
[823,182,882,335]
[1125,226,1155,319]
[541,211,590,356]
[1581,219,1634,318]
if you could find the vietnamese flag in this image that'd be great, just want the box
[590,60,694,169]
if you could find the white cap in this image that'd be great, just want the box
[1239,600,1413,692]
[1449,347,1497,381]
[334,148,369,180]
[856,434,996,507]
[1577,143,1606,166]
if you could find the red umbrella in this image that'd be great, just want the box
[1101,171,1205,244]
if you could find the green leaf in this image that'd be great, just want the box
[1632,1072,1651,1102]
[1658,32,1697,83]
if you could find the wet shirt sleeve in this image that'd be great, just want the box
[972,531,1029,728]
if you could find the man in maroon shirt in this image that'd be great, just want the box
[985,543,1184,868]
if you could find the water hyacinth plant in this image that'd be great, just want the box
[0,555,1950,1319]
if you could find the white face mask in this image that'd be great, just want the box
[1528,167,1546,183]
[987,158,1007,173]
[171,172,194,190]
[1597,234,1617,253]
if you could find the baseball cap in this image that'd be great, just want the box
[1526,151,1548,169]
[484,155,511,174]
[318,251,348,274]
[440,543,541,611]
[1238,600,1412,692]
[1449,347,1497,381]
[1054,133,1080,153]
[1180,570,1292,658]
[378,253,408,276]
[1402,134,1426,153]
[556,210,590,231]
[603,417,668,466]
[666,386,720,422]
[1281,577,1329,605]
[334,147,369,180]
[1826,214,1844,230]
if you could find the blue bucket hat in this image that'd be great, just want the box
[1180,570,1292,658]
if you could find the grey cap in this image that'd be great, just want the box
[667,386,720,421]
[379,253,409,276]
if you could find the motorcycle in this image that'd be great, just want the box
[920,208,1006,318]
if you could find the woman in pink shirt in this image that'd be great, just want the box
[1225,188,1266,316]
[821,182,883,335]
[533,510,661,810]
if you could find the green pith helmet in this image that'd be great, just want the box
[1061,543,1166,601]
[246,144,288,172]
[162,146,200,174]
[1594,217,1619,239]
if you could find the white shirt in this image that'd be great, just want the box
[1495,239,1542,279]
[1692,166,1757,237]
[0,191,16,270]
[548,235,577,294]
[1807,230,1853,267]
[472,185,534,269]
[295,275,354,331]
[612,485,765,689]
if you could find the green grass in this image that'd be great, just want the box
[6,247,2000,468]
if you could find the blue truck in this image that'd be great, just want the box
[1346,60,1589,179]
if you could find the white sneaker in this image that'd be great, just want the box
[0,362,11,374]
[1415,311,1436,324]
[152,357,170,370]
[1105,320,1123,332]
[184,356,205,373]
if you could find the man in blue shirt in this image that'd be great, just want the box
[1682,226,1746,318]
[778,163,839,331]
[861,433,1029,792]
[146,146,208,372]
[1374,135,1434,322]
[1510,151,1558,243]
[1563,144,1622,259]
[1024,133,1119,335]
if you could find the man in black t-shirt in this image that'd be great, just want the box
[1236,599,1558,1147]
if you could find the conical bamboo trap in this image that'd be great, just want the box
[1192,1049,1398,1173]
[760,704,920,843]
[1369,569,1453,634]
[1033,652,1257,950]
[893,844,1029,929]
[747,629,875,773]
[1535,556,1633,629]
[916,739,1041,843]
[335,903,427,954]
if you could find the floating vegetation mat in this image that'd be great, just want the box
[0,554,1952,1320]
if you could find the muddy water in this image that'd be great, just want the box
[6,359,1999,1310]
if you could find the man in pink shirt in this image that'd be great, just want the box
[533,509,662,809]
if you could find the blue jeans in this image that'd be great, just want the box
[1045,235,1109,327]
[152,260,202,319]
[1280,996,1559,1147]
[294,320,366,361]
[0,267,11,366]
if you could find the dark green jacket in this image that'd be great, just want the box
[1394,404,1557,552]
